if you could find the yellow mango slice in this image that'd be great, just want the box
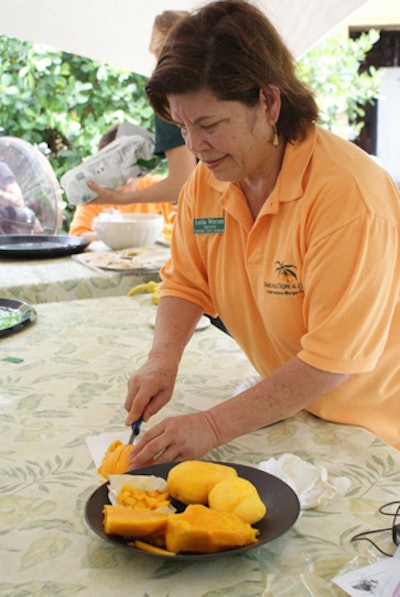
[167,460,237,505]
[103,505,168,538]
[134,540,176,557]
[208,477,266,524]
[97,440,133,480]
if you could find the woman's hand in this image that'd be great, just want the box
[125,296,208,465]
[125,355,179,426]
[128,411,219,468]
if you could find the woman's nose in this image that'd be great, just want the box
[184,129,208,155]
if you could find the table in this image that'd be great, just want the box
[1,296,399,596]
[0,243,164,303]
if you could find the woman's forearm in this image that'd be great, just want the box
[149,295,205,362]
[204,357,351,446]
[124,296,205,426]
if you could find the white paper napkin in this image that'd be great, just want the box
[258,453,351,509]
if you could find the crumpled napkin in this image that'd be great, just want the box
[257,453,351,509]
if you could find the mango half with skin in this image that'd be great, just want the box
[167,461,238,505]
[103,505,168,538]
[208,477,266,524]
[165,504,258,553]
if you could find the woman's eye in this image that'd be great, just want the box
[203,123,217,131]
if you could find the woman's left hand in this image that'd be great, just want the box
[128,411,219,468]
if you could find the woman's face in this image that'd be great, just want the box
[168,88,276,183]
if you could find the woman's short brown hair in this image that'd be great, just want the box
[146,0,318,141]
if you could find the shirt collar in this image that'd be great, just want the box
[278,125,316,203]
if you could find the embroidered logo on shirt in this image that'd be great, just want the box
[193,217,225,234]
[264,261,304,296]
[275,261,298,282]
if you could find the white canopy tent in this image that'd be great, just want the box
[0,0,369,76]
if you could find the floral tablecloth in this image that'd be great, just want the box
[0,254,158,304]
[1,295,399,597]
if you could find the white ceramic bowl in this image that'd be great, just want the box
[93,212,164,250]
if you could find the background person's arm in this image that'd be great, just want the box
[0,183,24,208]
[87,145,196,205]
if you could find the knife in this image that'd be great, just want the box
[128,415,143,444]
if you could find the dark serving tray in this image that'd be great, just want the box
[0,235,89,259]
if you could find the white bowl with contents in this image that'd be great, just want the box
[93,211,164,250]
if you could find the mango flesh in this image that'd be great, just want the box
[167,461,238,505]
[208,477,266,524]
[165,504,258,553]
[103,505,168,538]
[97,440,133,479]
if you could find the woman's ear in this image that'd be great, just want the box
[260,85,281,125]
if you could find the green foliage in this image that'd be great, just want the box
[0,36,157,229]
[0,37,153,168]
[297,29,382,140]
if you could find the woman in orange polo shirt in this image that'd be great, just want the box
[123,0,400,465]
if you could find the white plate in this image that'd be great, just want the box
[148,314,210,331]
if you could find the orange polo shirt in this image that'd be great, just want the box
[69,174,175,236]
[160,126,400,449]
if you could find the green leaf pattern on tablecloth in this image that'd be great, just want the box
[21,536,72,570]
[0,256,159,304]
[1,295,399,596]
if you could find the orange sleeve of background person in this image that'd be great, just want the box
[69,174,175,236]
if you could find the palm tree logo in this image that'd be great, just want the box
[275,261,298,283]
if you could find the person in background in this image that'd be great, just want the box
[68,123,174,241]
[71,10,196,242]
[0,161,24,208]
[0,160,43,233]
[122,0,400,467]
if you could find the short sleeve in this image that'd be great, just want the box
[299,213,399,373]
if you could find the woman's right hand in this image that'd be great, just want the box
[124,355,178,426]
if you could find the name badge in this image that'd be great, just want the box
[193,217,225,234]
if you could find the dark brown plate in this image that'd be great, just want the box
[85,461,300,560]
